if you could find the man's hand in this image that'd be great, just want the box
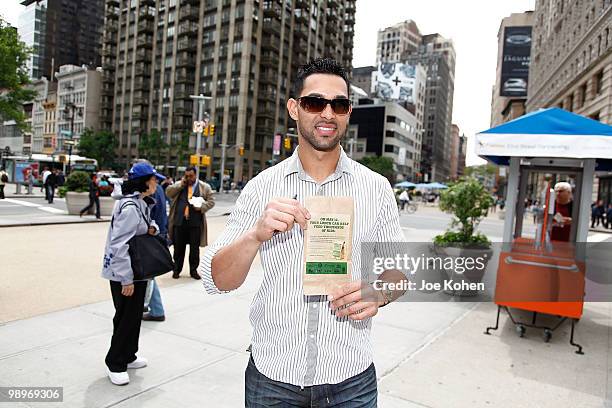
[251,198,311,243]
[328,281,385,321]
[121,284,134,296]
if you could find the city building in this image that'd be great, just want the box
[55,65,102,153]
[42,92,57,155]
[0,119,23,157]
[348,100,421,181]
[527,1,611,203]
[490,11,534,127]
[376,20,421,65]
[449,123,459,179]
[351,65,376,96]
[18,0,105,80]
[100,0,356,180]
[404,33,456,182]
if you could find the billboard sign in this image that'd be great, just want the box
[374,63,417,103]
[273,133,282,156]
[500,26,532,97]
[15,161,39,183]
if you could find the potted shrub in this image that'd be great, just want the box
[63,171,115,216]
[63,171,91,215]
[433,178,495,296]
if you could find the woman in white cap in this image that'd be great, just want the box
[101,162,165,385]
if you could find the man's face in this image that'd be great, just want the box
[287,74,351,152]
[184,170,196,185]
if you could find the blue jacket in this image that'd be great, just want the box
[150,184,168,236]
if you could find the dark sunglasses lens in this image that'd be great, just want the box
[300,97,327,113]
[331,99,351,114]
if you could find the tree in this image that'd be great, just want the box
[78,128,119,169]
[358,156,395,185]
[0,17,36,130]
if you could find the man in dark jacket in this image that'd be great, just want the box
[166,167,215,279]
[80,174,101,219]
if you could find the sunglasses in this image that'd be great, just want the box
[297,96,352,115]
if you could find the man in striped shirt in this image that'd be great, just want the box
[199,58,407,407]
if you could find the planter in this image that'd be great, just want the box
[433,244,493,297]
[65,192,114,216]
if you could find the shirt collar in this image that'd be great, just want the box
[283,145,354,180]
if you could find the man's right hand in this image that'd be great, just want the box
[251,198,311,243]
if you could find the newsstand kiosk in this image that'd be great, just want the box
[475,108,612,354]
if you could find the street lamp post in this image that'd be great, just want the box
[189,94,212,181]
[63,101,81,175]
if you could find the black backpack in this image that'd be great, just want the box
[1,173,8,183]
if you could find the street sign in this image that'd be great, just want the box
[193,120,208,133]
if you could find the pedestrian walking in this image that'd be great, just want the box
[200,58,406,407]
[42,167,51,200]
[25,168,34,195]
[398,189,410,211]
[0,168,7,199]
[80,173,101,219]
[591,200,605,228]
[101,161,165,386]
[166,167,215,279]
[44,169,58,203]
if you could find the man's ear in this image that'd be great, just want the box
[287,98,299,121]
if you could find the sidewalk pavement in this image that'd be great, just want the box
[1,268,610,407]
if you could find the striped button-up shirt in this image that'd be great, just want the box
[199,147,404,386]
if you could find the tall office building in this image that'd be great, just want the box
[18,0,105,80]
[376,20,421,65]
[527,1,612,203]
[100,0,356,180]
[404,33,456,182]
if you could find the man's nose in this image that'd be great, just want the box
[320,103,335,120]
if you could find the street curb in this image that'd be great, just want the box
[0,219,110,228]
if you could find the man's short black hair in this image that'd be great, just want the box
[185,166,197,173]
[292,57,350,98]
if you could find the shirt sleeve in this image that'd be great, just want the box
[198,180,261,294]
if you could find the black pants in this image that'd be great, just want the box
[45,184,55,203]
[81,195,100,218]
[173,224,201,276]
[592,215,604,227]
[105,280,147,372]
[0,185,4,199]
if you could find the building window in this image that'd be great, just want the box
[596,70,604,94]
[384,144,395,153]
[386,115,395,123]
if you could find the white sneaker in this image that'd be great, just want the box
[106,368,129,386]
[127,356,148,369]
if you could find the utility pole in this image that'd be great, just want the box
[189,94,212,181]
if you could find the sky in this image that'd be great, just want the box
[1,0,535,166]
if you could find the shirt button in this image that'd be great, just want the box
[310,334,315,339]
[312,304,318,309]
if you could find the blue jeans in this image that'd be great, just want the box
[245,356,377,407]
[147,279,165,317]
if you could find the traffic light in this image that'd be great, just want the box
[239,146,244,156]
[209,123,215,137]
[201,155,210,167]
[203,125,209,136]
[190,154,199,165]
[284,137,291,150]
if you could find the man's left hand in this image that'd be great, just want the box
[329,281,384,321]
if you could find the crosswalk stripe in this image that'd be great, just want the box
[3,198,40,208]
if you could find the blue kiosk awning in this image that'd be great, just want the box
[475,108,612,170]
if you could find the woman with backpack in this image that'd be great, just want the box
[101,162,165,385]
